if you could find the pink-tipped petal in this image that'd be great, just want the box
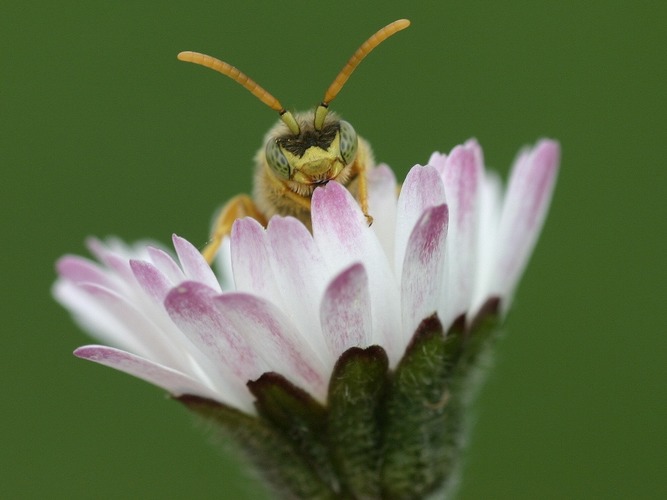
[165,281,264,383]
[471,171,503,315]
[57,255,114,288]
[231,217,279,300]
[394,165,447,280]
[147,246,185,285]
[464,138,485,168]
[266,216,328,356]
[130,259,172,304]
[367,164,399,262]
[172,235,221,292]
[78,282,185,367]
[85,237,117,266]
[73,345,226,402]
[312,181,370,258]
[320,263,372,359]
[401,204,449,342]
[54,280,144,353]
[427,152,448,176]
[215,293,327,399]
[312,182,401,363]
[214,236,234,291]
[440,143,483,322]
[495,140,560,301]
[85,237,136,283]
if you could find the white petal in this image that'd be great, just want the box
[215,293,328,399]
[172,235,221,292]
[147,246,185,285]
[75,282,189,369]
[471,171,503,315]
[394,165,447,282]
[164,281,265,388]
[73,345,254,410]
[439,142,483,324]
[214,236,234,291]
[231,217,280,301]
[427,151,448,176]
[265,216,329,358]
[368,164,398,264]
[54,279,145,354]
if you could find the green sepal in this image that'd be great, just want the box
[177,395,337,500]
[247,372,336,490]
[452,298,501,400]
[326,345,389,498]
[380,314,462,499]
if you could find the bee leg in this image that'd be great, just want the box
[354,160,374,226]
[201,194,266,264]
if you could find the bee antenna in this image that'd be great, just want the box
[177,51,301,134]
[314,19,411,130]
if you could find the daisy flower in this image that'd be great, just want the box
[55,138,559,498]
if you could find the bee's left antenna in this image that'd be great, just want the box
[177,51,301,135]
[314,19,411,130]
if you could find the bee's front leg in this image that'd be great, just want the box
[201,194,267,264]
[353,159,373,226]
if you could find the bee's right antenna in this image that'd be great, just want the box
[177,51,301,135]
[314,18,411,130]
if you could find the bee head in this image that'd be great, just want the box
[264,113,358,183]
[178,19,409,183]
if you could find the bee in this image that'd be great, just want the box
[178,19,411,264]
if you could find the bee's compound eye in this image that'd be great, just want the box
[339,120,358,165]
[265,139,291,179]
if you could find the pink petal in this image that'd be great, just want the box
[312,182,401,364]
[320,263,372,359]
[401,204,449,343]
[164,281,264,384]
[86,237,135,283]
[311,181,370,258]
[57,255,114,288]
[85,237,117,266]
[215,293,327,399]
[394,165,447,280]
[495,140,560,301]
[73,345,225,402]
[130,259,172,304]
[266,216,328,357]
[172,235,221,292]
[440,142,483,323]
[231,218,279,300]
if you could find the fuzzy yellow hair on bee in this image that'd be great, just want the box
[178,19,411,264]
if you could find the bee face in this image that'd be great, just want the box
[264,112,359,187]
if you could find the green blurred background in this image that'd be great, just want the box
[2,1,665,498]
